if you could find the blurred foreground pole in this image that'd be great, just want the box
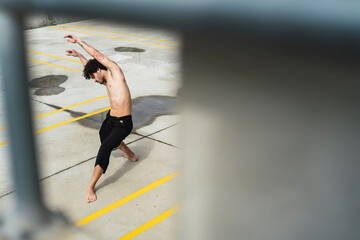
[0,10,49,238]
[0,10,94,240]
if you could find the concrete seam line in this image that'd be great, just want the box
[40,156,97,182]
[48,26,178,49]
[126,135,147,145]
[145,136,180,149]
[129,123,180,147]
[61,24,179,45]
[75,172,180,226]
[0,156,97,199]
[0,189,14,199]
[137,122,180,138]
[118,205,180,240]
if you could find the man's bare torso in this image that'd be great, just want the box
[105,70,132,117]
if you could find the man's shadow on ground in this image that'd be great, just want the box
[44,95,178,190]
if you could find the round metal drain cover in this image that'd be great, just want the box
[114,47,145,53]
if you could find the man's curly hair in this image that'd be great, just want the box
[83,59,107,79]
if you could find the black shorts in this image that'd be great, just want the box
[95,111,133,173]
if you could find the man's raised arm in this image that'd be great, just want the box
[65,49,88,66]
[64,34,119,71]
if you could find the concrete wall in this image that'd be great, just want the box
[24,13,88,29]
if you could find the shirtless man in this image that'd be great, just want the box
[64,34,138,203]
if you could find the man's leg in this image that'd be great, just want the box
[87,165,103,203]
[118,141,138,162]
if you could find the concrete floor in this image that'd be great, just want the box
[0,18,181,239]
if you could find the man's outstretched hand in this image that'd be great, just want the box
[64,34,78,43]
[65,49,79,57]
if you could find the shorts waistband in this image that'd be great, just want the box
[107,111,132,120]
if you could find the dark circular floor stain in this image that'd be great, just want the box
[114,47,145,53]
[29,75,67,88]
[35,87,65,96]
[29,75,68,96]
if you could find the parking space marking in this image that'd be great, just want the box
[28,58,82,72]
[75,171,180,226]
[118,205,180,240]
[0,107,111,147]
[61,24,179,45]
[0,96,108,132]
[27,50,82,64]
[34,107,111,134]
[48,26,178,49]
[34,95,108,119]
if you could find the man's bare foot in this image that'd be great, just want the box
[87,187,97,203]
[122,153,138,162]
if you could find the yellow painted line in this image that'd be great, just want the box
[27,50,82,64]
[0,107,111,147]
[0,95,108,132]
[118,205,180,240]
[0,141,9,146]
[75,171,180,226]
[34,95,108,119]
[35,107,111,134]
[62,24,179,45]
[28,58,82,72]
[48,26,178,49]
